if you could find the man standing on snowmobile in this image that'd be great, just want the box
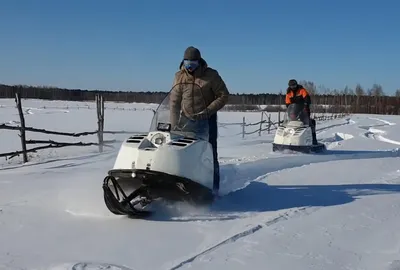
[169,46,229,194]
[285,79,318,145]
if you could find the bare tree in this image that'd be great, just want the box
[341,85,354,95]
[317,84,330,94]
[298,80,317,95]
[368,83,384,96]
[355,84,365,96]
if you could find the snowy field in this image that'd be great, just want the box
[0,98,400,270]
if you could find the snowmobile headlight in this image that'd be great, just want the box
[151,133,166,146]
[284,128,295,136]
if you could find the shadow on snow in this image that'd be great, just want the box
[214,182,400,213]
[218,148,400,194]
[148,181,400,222]
[147,148,399,222]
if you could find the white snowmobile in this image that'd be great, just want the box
[272,103,326,153]
[102,83,216,217]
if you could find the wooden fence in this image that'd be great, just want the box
[0,94,349,164]
[219,111,349,138]
[0,93,137,163]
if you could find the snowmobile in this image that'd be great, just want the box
[272,103,326,153]
[102,83,216,217]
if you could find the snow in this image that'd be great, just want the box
[1,98,400,270]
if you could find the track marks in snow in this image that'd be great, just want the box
[364,130,400,146]
[167,207,316,270]
[318,116,399,149]
[359,118,400,146]
[71,262,134,270]
[321,132,354,149]
[334,132,354,141]
[369,117,396,126]
[45,262,134,270]
[316,117,353,135]
[24,107,70,115]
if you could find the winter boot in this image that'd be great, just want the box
[312,130,318,145]
[213,162,220,192]
[310,119,318,145]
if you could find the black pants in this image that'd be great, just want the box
[310,118,317,145]
[208,113,220,192]
[304,109,317,145]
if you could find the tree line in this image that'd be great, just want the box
[0,81,399,114]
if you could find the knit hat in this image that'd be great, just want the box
[183,46,201,60]
[288,79,298,86]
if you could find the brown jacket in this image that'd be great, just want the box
[169,58,229,125]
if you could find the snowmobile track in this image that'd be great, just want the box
[167,206,315,270]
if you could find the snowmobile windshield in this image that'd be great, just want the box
[149,83,210,141]
[286,103,309,123]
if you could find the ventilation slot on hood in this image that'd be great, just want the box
[177,138,194,143]
[130,136,146,139]
[126,135,146,143]
[294,128,307,134]
[183,137,197,141]
[127,139,141,143]
[171,142,188,147]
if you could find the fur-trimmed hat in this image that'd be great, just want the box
[183,46,201,60]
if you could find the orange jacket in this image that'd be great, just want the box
[285,85,311,107]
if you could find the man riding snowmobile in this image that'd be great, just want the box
[169,46,230,194]
[285,79,318,145]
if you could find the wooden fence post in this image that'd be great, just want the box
[267,114,271,134]
[278,90,282,126]
[242,116,245,138]
[258,112,264,136]
[15,92,28,163]
[96,94,105,152]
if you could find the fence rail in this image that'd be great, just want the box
[219,111,348,138]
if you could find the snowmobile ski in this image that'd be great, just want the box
[102,175,152,217]
[102,169,215,217]
[272,142,326,154]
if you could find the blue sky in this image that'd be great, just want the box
[0,0,399,94]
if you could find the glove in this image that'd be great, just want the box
[193,108,210,120]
